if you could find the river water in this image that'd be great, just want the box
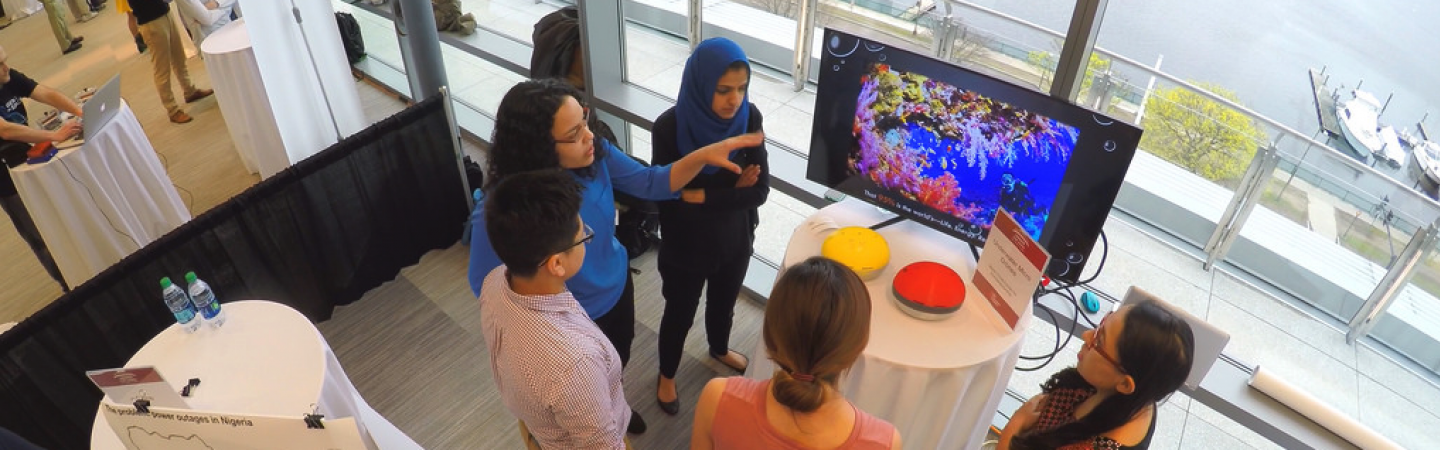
[957,0,1440,138]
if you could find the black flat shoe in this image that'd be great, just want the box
[711,349,749,374]
[627,410,646,434]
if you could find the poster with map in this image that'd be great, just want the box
[99,403,366,450]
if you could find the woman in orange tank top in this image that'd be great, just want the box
[690,256,901,449]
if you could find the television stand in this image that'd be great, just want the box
[867,215,981,261]
[868,215,907,231]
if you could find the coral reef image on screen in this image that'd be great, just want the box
[848,64,1079,238]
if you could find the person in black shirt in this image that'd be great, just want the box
[0,46,83,292]
[652,37,768,415]
[131,0,212,123]
[529,6,618,145]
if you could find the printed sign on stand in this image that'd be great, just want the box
[87,366,190,410]
[973,208,1051,332]
[100,403,366,450]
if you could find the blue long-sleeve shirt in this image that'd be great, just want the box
[469,140,677,319]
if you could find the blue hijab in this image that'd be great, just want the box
[676,38,751,174]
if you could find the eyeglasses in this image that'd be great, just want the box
[554,107,591,144]
[1085,314,1128,375]
[538,223,594,267]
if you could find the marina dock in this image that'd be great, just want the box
[1310,68,1343,139]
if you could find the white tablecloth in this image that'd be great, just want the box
[2,0,40,20]
[201,18,289,179]
[8,101,191,286]
[746,199,1030,450]
[90,300,419,450]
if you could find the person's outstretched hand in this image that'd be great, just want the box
[698,132,764,174]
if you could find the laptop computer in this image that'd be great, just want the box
[55,74,122,149]
[1120,286,1231,390]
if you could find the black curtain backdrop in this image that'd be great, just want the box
[0,96,469,449]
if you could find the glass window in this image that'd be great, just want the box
[754,191,816,264]
[1370,233,1440,449]
[622,11,690,101]
[332,1,406,73]
[1079,1,1440,446]
[465,0,565,44]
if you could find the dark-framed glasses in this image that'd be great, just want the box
[1085,314,1128,375]
[554,107,591,144]
[538,223,594,267]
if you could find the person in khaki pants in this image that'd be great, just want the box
[63,0,96,23]
[129,0,212,123]
[39,0,83,55]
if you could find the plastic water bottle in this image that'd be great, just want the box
[160,277,200,333]
[185,272,225,329]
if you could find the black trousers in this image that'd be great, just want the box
[590,271,635,367]
[0,194,67,291]
[657,251,749,378]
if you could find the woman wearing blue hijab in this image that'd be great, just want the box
[652,37,770,415]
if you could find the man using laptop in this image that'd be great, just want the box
[0,45,81,292]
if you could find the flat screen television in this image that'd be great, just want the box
[806,28,1142,282]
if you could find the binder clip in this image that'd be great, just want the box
[181,378,201,397]
[133,399,151,414]
[303,404,325,429]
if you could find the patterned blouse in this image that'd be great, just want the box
[1030,386,1154,450]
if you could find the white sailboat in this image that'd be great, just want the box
[1335,89,1384,161]
[1376,125,1407,168]
[1413,140,1440,184]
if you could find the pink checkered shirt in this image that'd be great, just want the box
[478,266,629,449]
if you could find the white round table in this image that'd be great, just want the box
[746,199,1030,450]
[201,18,289,179]
[8,101,191,286]
[1,0,40,20]
[89,300,403,450]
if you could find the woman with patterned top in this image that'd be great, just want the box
[690,256,901,449]
[1000,300,1195,450]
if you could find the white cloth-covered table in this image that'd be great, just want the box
[1,0,40,20]
[201,18,288,179]
[91,300,420,450]
[8,101,190,286]
[746,199,1030,450]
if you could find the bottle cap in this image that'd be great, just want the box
[184,272,197,284]
[160,277,172,288]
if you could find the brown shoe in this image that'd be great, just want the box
[184,89,214,103]
[169,111,193,124]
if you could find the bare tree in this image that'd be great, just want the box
[747,0,800,18]
[943,18,991,68]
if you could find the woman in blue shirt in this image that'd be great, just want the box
[468,78,761,430]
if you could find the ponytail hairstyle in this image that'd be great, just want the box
[762,256,872,413]
[1013,300,1194,449]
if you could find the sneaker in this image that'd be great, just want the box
[184,89,214,103]
[76,12,97,22]
[169,111,193,124]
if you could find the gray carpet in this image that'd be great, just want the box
[317,244,766,449]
